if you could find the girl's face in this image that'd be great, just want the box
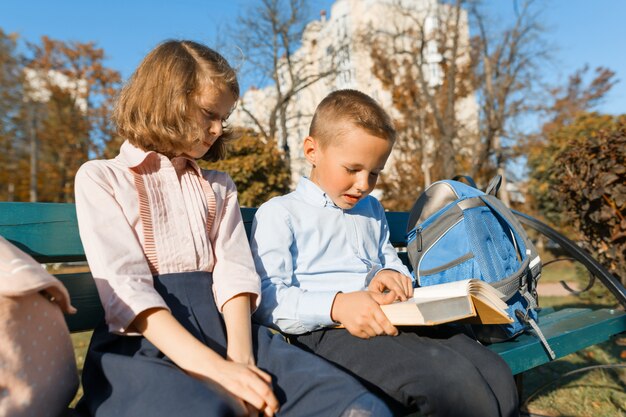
[183,84,235,159]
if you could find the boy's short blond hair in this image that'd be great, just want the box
[113,40,239,161]
[309,89,396,148]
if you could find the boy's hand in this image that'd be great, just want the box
[331,291,398,338]
[368,270,414,301]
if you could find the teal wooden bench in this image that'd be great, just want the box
[2,202,626,407]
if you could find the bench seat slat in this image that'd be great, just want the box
[488,308,626,374]
[57,273,104,333]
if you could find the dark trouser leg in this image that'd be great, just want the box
[75,324,245,417]
[291,328,519,417]
[339,393,393,417]
[253,325,389,417]
[443,333,519,417]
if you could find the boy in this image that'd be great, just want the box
[251,89,519,417]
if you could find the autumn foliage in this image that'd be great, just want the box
[546,116,626,285]
[1,30,291,205]
[204,130,291,207]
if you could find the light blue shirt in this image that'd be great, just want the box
[251,177,412,334]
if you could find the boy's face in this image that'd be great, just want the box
[183,84,235,159]
[305,124,393,210]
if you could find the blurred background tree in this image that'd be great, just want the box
[527,66,617,227]
[205,129,291,207]
[365,0,549,210]
[526,65,624,286]
[537,115,625,286]
[0,29,25,202]
[230,0,340,164]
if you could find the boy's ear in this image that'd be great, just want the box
[303,136,318,166]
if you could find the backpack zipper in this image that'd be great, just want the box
[416,226,423,252]
[407,226,424,252]
[416,218,463,284]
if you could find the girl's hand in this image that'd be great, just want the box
[211,359,279,417]
[131,308,278,416]
[225,346,261,416]
[227,344,255,367]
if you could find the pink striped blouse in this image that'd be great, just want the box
[74,140,261,334]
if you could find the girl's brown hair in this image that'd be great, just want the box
[113,40,239,161]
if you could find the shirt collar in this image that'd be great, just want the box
[296,177,338,208]
[116,140,203,176]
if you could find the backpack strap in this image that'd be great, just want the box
[484,175,502,196]
[451,175,478,188]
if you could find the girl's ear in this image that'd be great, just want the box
[303,136,318,166]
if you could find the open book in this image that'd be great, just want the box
[380,279,513,326]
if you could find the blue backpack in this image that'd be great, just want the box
[406,176,554,357]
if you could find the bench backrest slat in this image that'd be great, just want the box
[240,207,409,247]
[1,202,410,333]
[0,202,85,262]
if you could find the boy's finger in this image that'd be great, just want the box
[367,318,386,336]
[370,290,396,305]
[404,276,414,297]
[394,280,409,301]
[374,309,398,336]
[382,290,398,304]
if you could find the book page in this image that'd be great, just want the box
[410,279,472,300]
[380,295,473,325]
[466,280,508,311]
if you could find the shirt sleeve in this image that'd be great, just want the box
[250,201,338,335]
[376,201,414,283]
[210,174,261,312]
[74,162,169,334]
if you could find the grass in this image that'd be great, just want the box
[521,335,626,417]
[69,331,91,408]
[519,253,626,417]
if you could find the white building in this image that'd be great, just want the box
[23,68,88,111]
[232,0,478,186]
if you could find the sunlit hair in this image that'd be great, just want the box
[113,40,240,161]
[309,89,396,148]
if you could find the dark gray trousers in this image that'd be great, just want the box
[290,326,519,417]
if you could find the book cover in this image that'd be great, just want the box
[380,279,513,326]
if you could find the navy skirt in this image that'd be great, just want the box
[76,272,367,417]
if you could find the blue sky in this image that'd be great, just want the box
[1,0,625,115]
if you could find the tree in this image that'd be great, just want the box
[20,36,121,202]
[470,0,549,206]
[205,130,291,207]
[527,66,617,226]
[0,29,25,202]
[363,0,475,209]
[544,114,626,286]
[230,0,339,160]
[365,0,548,210]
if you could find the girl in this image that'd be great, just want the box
[74,40,390,417]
